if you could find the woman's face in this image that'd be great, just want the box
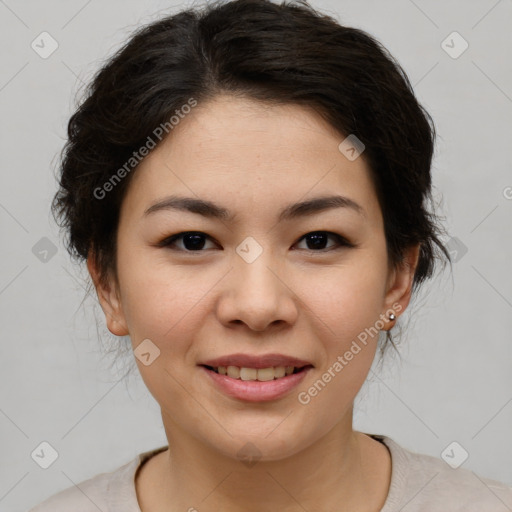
[90,94,418,461]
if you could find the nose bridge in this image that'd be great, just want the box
[217,236,297,330]
[234,237,282,302]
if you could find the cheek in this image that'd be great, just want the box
[295,256,387,343]
[117,256,211,401]
[116,249,208,350]
[294,266,384,420]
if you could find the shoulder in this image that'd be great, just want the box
[27,447,167,512]
[27,460,135,512]
[375,434,512,512]
[27,471,111,511]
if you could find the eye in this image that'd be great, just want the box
[158,231,218,252]
[157,230,353,253]
[294,231,353,252]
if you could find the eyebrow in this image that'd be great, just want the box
[143,194,366,222]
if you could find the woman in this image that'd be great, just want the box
[29,0,512,510]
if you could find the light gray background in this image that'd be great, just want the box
[1,0,511,510]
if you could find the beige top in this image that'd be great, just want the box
[28,434,512,512]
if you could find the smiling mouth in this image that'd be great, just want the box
[201,364,312,381]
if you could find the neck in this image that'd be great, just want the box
[140,410,391,512]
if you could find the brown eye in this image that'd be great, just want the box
[159,231,217,251]
[294,231,353,251]
[157,230,354,253]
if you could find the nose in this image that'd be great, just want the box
[216,254,299,332]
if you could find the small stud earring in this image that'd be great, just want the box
[388,313,396,321]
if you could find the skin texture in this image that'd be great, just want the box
[88,94,420,512]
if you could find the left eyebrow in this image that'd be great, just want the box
[143,194,366,222]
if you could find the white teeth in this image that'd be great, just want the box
[214,365,300,381]
[257,367,276,381]
[227,366,240,379]
[240,368,258,381]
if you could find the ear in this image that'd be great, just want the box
[382,243,421,324]
[87,253,129,336]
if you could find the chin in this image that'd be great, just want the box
[204,426,319,464]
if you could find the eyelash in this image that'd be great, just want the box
[156,231,355,254]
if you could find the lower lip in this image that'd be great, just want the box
[199,366,312,402]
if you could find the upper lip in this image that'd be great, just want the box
[200,353,313,369]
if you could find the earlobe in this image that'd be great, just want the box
[382,244,421,327]
[86,254,129,337]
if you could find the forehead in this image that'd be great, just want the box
[120,95,382,228]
